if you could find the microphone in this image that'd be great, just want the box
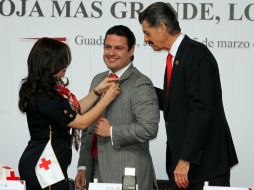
[122,168,137,190]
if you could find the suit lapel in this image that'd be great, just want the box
[165,35,191,111]
[104,64,134,117]
[119,64,134,82]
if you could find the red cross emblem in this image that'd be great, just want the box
[6,171,20,180]
[39,157,52,170]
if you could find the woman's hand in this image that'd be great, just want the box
[103,82,120,102]
[94,77,119,95]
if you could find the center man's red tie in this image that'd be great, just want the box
[108,73,119,79]
[91,73,119,159]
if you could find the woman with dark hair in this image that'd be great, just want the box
[18,37,120,190]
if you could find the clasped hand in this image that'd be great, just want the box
[94,117,111,137]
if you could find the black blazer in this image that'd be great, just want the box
[156,35,238,184]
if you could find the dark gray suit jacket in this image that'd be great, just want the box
[78,64,160,190]
[156,35,238,186]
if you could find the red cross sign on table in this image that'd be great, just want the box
[6,171,20,180]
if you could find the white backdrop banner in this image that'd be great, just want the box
[0,0,254,187]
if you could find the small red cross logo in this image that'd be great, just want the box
[6,171,20,180]
[39,157,51,170]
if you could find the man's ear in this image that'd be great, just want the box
[129,47,135,56]
[159,22,168,34]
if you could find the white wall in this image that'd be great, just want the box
[0,0,253,187]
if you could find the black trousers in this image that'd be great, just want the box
[170,171,230,190]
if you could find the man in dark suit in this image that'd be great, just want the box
[138,2,238,190]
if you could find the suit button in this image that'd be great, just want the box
[69,114,73,118]
[64,110,68,114]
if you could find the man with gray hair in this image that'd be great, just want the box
[139,2,238,190]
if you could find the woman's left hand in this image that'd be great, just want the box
[94,77,119,95]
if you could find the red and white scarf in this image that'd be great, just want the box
[55,82,81,150]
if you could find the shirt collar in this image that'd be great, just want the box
[169,33,185,57]
[108,62,132,78]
